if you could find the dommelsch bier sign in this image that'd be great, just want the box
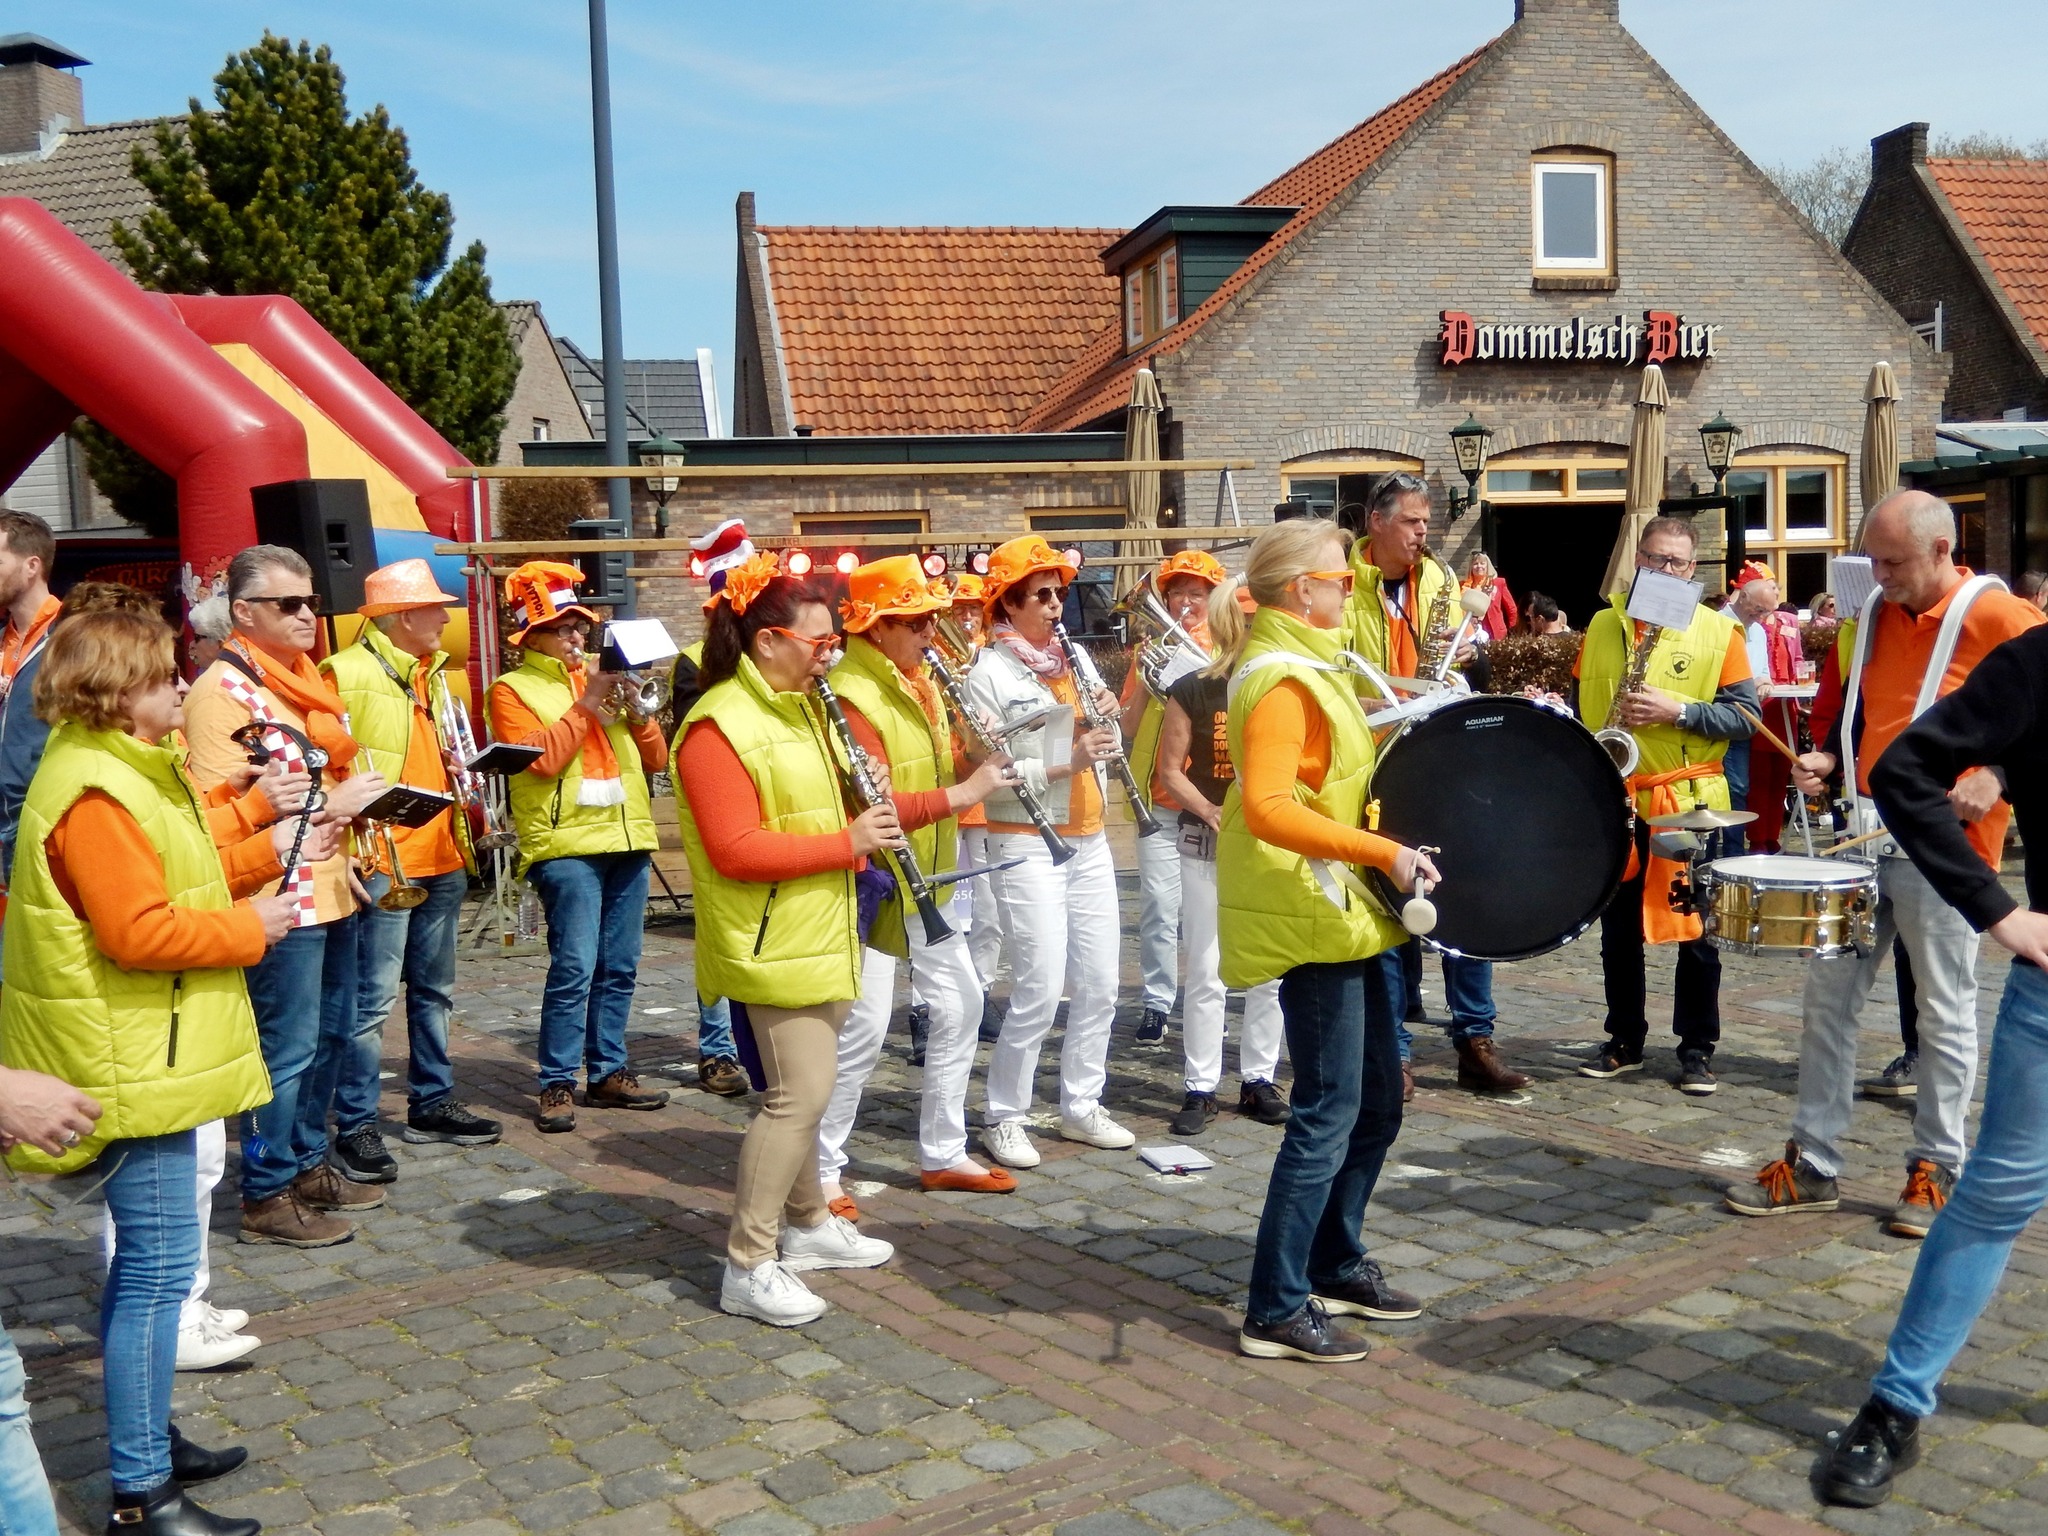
[1439,310,1721,367]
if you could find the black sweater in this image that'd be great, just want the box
[1870,625,2048,932]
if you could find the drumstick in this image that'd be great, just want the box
[1736,706,1801,764]
[1830,824,1891,856]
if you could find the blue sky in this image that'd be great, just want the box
[17,1,2048,422]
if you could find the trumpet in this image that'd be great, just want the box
[922,644,1075,866]
[369,820,428,910]
[433,673,518,854]
[604,669,671,721]
[1053,622,1162,837]
[1115,575,1209,696]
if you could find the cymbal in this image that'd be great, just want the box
[1645,807,1759,830]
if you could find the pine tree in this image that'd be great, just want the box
[89,33,517,521]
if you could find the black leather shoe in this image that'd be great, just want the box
[1311,1257,1423,1321]
[106,1479,260,1534]
[1238,1299,1370,1362]
[332,1125,397,1184]
[169,1423,247,1486]
[1819,1395,1920,1507]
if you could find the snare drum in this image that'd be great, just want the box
[1696,854,1878,958]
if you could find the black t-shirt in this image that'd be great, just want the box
[1167,668,1232,823]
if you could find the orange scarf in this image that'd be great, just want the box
[230,637,361,771]
[1626,761,1722,944]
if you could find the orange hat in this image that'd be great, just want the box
[949,573,986,605]
[359,558,459,619]
[1156,549,1225,589]
[1734,559,1777,589]
[840,555,950,634]
[983,535,1078,612]
[505,560,601,645]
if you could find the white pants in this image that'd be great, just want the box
[817,919,985,1178]
[1135,820,1182,1013]
[102,1117,224,1329]
[1179,849,1284,1094]
[985,830,1120,1125]
[959,825,1006,994]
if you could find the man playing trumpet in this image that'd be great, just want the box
[321,559,503,1169]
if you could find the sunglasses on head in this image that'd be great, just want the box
[242,593,322,616]
[764,625,843,657]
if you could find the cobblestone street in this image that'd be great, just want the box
[9,871,2047,1536]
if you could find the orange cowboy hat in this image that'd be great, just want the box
[982,535,1078,612]
[948,573,986,605]
[504,560,602,645]
[840,555,950,634]
[359,558,460,619]
[1155,549,1225,589]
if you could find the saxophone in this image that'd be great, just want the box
[1415,555,1460,680]
[1594,622,1662,778]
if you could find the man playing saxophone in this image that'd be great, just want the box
[1575,517,1757,1096]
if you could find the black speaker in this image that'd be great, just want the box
[250,479,377,613]
[568,517,630,606]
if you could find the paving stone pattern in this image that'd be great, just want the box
[6,865,2046,1535]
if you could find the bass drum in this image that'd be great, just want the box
[1369,695,1630,961]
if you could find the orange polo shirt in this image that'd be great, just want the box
[1851,572,2042,868]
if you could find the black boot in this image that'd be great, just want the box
[1819,1395,1920,1508]
[106,1478,261,1535]
[978,992,1003,1043]
[170,1422,248,1486]
[907,1003,930,1067]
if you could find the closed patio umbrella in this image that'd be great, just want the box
[1599,363,1670,598]
[1120,368,1163,598]
[1861,362,1900,519]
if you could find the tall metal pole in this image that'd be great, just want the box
[587,0,635,616]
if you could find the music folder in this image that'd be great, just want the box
[465,742,546,775]
[360,784,456,829]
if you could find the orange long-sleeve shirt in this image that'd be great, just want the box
[487,673,667,779]
[47,792,268,970]
[1239,679,1402,875]
[679,718,859,884]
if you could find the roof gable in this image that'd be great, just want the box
[1019,39,1496,432]
[758,225,1123,435]
[1926,156,2048,358]
[0,118,160,262]
[553,336,709,440]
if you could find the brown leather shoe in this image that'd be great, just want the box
[697,1055,748,1097]
[587,1070,670,1110]
[240,1189,354,1247]
[1401,1063,1414,1104]
[1455,1036,1531,1093]
[292,1163,386,1211]
[536,1083,576,1133]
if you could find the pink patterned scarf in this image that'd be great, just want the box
[993,621,1068,679]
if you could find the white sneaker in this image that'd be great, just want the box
[779,1215,894,1272]
[1060,1108,1136,1149]
[203,1302,251,1333]
[175,1316,262,1371]
[719,1259,827,1327]
[981,1119,1042,1168]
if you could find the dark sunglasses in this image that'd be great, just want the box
[242,593,323,616]
[1018,584,1067,607]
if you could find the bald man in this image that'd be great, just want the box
[1726,491,2043,1239]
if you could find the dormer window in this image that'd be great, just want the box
[1123,246,1180,350]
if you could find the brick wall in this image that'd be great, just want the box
[0,60,83,156]
[496,315,593,469]
[1152,1,1945,578]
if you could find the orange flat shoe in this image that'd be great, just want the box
[826,1194,860,1222]
[920,1165,1019,1194]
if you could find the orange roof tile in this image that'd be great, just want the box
[761,225,1124,435]
[1927,156,2048,358]
[1019,39,1497,432]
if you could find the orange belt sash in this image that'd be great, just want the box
[1625,761,1722,944]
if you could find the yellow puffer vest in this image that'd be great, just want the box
[1217,608,1404,989]
[1578,594,1740,815]
[321,628,474,875]
[827,637,957,958]
[1342,538,1452,670]
[0,724,270,1173]
[1126,693,1168,808]
[489,652,656,875]
[677,657,861,1007]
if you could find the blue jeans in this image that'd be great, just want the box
[1872,959,2048,1419]
[1394,940,1496,1059]
[1247,953,1405,1325]
[529,852,650,1088]
[101,1131,200,1494]
[0,1323,56,1536]
[699,995,734,1060]
[242,915,361,1201]
[337,869,468,1126]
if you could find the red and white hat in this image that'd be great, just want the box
[692,519,756,601]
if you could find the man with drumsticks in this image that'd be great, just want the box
[1342,474,1527,1097]
[1575,517,1757,1096]
[1726,491,2041,1237]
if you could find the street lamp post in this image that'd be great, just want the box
[639,432,686,537]
[1698,411,1743,575]
[1446,413,1496,562]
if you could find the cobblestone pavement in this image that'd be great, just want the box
[8,869,2048,1536]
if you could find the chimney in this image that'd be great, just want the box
[1515,0,1621,21]
[1871,122,1930,182]
[0,35,89,157]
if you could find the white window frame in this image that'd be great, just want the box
[1124,269,1144,350]
[1532,158,1610,274]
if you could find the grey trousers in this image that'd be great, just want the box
[1791,854,1982,1179]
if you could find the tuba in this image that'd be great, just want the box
[1114,573,1209,696]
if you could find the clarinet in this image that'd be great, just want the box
[813,678,956,944]
[1053,623,1162,838]
[922,645,1075,866]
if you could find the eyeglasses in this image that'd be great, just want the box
[1018,584,1067,607]
[764,626,843,657]
[1638,552,1696,573]
[242,593,322,616]
[1303,569,1355,592]
[886,613,938,632]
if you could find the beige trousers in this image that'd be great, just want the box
[728,999,851,1270]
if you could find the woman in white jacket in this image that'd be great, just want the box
[964,537,1130,1167]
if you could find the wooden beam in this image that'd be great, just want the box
[444,459,1248,481]
[437,528,1259,557]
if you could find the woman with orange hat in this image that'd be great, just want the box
[812,557,1016,1210]
[1120,550,1226,1049]
[965,536,1132,1169]
[673,553,905,1328]
[944,573,1007,1038]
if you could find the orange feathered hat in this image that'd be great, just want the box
[840,555,950,634]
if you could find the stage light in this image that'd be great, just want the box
[1063,547,1085,569]
[786,549,813,576]
[921,551,948,577]
[969,550,991,575]
[688,554,705,578]
[834,550,859,575]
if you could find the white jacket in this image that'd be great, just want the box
[964,642,1103,827]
